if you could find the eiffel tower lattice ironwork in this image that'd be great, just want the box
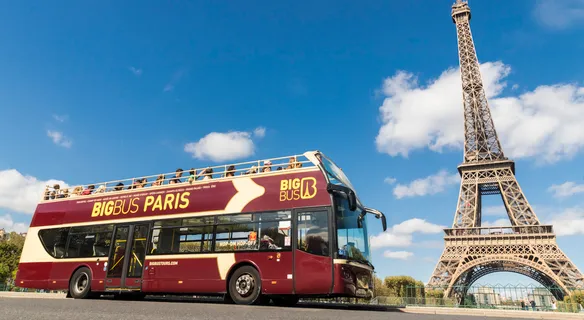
[427,0,584,301]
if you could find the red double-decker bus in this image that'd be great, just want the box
[16,151,386,305]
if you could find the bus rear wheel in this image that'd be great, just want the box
[228,266,262,305]
[69,267,92,299]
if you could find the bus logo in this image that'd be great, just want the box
[279,177,317,201]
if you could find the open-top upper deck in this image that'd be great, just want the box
[42,152,319,202]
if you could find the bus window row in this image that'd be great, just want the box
[43,156,306,201]
[37,210,330,259]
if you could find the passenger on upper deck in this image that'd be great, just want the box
[198,167,213,181]
[223,165,236,177]
[169,168,183,184]
[187,169,197,184]
[113,183,124,191]
[152,175,165,186]
[262,160,272,173]
[82,185,95,195]
[286,156,302,169]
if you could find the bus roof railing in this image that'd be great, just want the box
[42,152,318,202]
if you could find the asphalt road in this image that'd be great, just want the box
[0,297,529,320]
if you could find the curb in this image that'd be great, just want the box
[404,306,584,319]
[0,292,66,299]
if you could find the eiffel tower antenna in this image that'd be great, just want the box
[428,0,583,301]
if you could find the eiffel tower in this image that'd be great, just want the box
[428,0,583,301]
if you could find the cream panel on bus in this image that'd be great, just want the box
[224,177,265,212]
[19,227,101,263]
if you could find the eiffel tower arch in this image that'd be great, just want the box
[427,0,584,301]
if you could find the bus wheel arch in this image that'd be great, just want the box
[68,266,94,299]
[226,263,264,305]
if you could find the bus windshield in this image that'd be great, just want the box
[318,153,356,193]
[335,193,371,266]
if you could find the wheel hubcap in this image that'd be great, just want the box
[235,274,254,296]
[76,273,88,293]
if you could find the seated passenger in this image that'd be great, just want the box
[152,174,165,186]
[95,185,106,193]
[57,187,68,199]
[224,165,236,177]
[82,185,95,195]
[244,166,258,175]
[262,160,272,173]
[113,182,124,191]
[70,186,83,197]
[169,168,183,184]
[187,168,196,184]
[286,156,302,169]
[198,167,213,180]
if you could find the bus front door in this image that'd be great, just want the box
[293,208,334,294]
[105,224,149,292]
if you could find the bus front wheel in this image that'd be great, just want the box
[228,266,262,305]
[69,267,92,299]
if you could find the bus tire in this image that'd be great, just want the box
[228,266,262,305]
[272,295,299,307]
[69,267,92,299]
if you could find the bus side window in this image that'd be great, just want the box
[38,228,70,258]
[297,211,330,256]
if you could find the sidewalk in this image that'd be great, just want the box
[404,306,584,319]
[0,291,65,299]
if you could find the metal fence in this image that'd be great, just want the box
[396,283,584,314]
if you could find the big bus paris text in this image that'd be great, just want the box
[15,151,387,306]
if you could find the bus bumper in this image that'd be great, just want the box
[332,260,373,298]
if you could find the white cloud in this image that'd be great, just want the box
[483,205,507,216]
[0,214,28,233]
[52,114,68,122]
[47,130,72,148]
[383,250,414,260]
[482,218,512,227]
[393,170,459,199]
[370,218,445,249]
[184,129,264,162]
[253,127,266,138]
[384,177,397,185]
[392,218,445,234]
[0,169,68,214]
[533,0,584,30]
[546,207,584,236]
[375,61,584,164]
[128,66,142,76]
[370,231,413,248]
[548,181,584,198]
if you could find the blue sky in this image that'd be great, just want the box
[1,0,584,286]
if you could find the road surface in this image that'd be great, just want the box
[0,296,531,320]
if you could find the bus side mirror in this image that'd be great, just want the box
[347,189,357,211]
[381,214,387,231]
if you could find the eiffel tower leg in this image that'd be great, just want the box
[453,171,480,228]
[497,173,539,226]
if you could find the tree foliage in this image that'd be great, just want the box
[0,233,25,283]
[383,275,424,298]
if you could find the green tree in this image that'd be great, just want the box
[373,276,389,297]
[0,233,25,284]
[383,276,424,298]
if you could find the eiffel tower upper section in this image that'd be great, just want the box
[452,0,506,165]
